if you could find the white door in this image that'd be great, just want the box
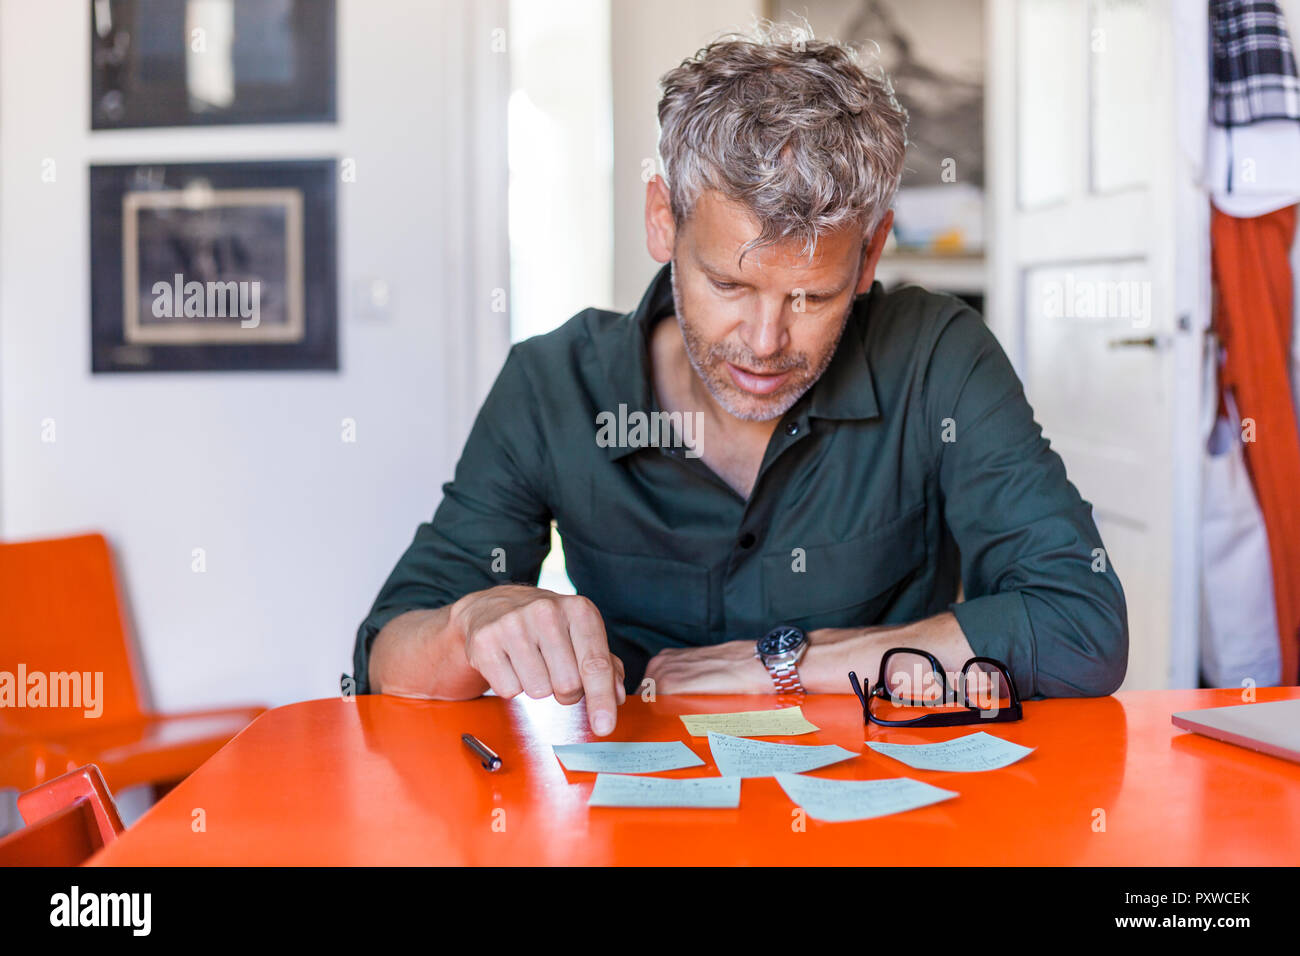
[987,0,1207,689]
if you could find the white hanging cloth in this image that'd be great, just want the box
[1199,337,1283,687]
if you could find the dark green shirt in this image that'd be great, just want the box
[352,263,1127,698]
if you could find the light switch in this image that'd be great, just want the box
[352,276,392,321]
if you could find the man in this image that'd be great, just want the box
[352,25,1128,736]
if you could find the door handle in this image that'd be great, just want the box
[1106,334,1170,349]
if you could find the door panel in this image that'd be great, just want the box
[990,0,1203,689]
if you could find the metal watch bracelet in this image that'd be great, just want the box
[767,659,806,694]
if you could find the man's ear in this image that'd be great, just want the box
[854,209,894,295]
[645,176,676,263]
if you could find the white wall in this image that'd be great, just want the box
[610,0,761,310]
[509,0,614,340]
[0,0,509,711]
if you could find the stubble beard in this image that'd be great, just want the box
[669,258,851,423]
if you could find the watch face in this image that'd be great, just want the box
[758,625,806,657]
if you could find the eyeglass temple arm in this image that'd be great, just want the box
[848,671,869,711]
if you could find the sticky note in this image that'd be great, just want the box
[775,773,958,822]
[588,774,741,808]
[866,731,1035,772]
[552,741,704,774]
[707,731,858,778]
[680,705,819,737]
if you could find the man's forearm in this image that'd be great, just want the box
[800,611,975,694]
[367,605,489,700]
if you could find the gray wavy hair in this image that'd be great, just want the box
[656,20,908,264]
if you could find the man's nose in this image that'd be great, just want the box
[740,296,790,359]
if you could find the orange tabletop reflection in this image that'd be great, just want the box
[88,687,1300,866]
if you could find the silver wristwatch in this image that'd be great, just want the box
[756,625,808,694]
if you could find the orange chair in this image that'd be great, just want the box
[0,764,124,866]
[0,533,264,793]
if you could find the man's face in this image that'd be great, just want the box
[666,190,870,423]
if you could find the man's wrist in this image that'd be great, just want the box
[447,586,509,644]
[800,627,889,693]
[446,591,475,640]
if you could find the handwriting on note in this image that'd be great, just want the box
[680,705,819,738]
[588,774,741,808]
[707,731,857,778]
[775,773,958,822]
[866,732,1034,772]
[552,741,704,774]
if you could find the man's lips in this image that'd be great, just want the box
[726,362,791,395]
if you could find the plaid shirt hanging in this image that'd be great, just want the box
[1211,0,1300,127]
[1211,0,1300,191]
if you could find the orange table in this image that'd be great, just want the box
[88,687,1300,865]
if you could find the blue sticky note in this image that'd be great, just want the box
[775,773,958,822]
[588,774,741,808]
[708,731,858,778]
[866,732,1034,772]
[552,740,704,774]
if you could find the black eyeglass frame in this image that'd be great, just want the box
[848,646,1023,727]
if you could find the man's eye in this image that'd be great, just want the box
[710,278,739,292]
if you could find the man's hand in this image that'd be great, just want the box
[450,585,626,735]
[644,640,773,695]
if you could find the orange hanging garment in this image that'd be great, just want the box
[1210,201,1300,684]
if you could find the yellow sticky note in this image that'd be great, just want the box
[679,706,819,738]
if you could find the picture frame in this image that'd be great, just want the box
[90,0,336,130]
[90,158,338,373]
[767,0,986,254]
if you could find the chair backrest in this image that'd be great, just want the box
[0,533,145,733]
[0,798,105,866]
[0,763,125,866]
[17,763,125,843]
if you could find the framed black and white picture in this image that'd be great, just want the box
[90,159,337,372]
[768,0,985,254]
[90,0,336,129]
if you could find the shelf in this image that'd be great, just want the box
[874,252,987,295]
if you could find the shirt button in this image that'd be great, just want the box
[784,421,800,436]
[739,532,756,549]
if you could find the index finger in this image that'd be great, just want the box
[564,598,619,736]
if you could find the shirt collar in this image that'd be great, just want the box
[804,283,882,422]
[598,263,880,459]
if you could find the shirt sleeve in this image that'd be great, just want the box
[924,305,1129,698]
[350,346,554,694]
